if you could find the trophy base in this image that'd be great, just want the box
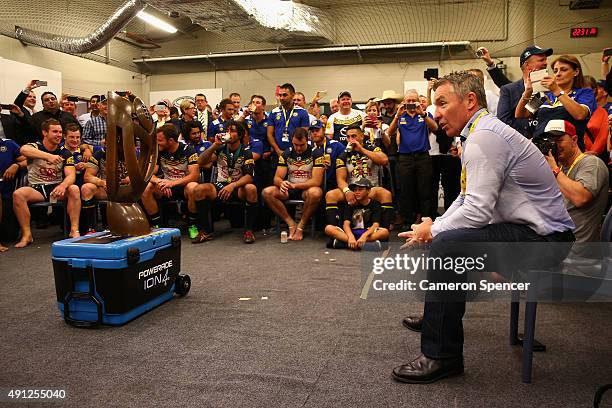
[107,202,151,236]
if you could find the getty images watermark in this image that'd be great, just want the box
[369,253,531,293]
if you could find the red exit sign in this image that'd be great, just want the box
[570,27,598,38]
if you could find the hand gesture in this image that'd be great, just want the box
[46,154,64,165]
[51,184,67,200]
[545,150,558,170]
[3,164,18,180]
[218,182,235,201]
[348,236,358,250]
[345,190,357,206]
[356,234,368,248]
[9,104,24,117]
[540,75,559,94]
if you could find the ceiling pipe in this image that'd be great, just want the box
[133,41,471,63]
[14,0,146,54]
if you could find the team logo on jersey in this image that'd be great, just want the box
[263,122,268,127]
[340,126,348,137]
[292,112,298,117]
[0,146,6,152]
[326,147,332,154]
[276,113,281,120]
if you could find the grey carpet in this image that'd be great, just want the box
[1,224,611,407]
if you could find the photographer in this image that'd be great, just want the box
[387,90,438,229]
[541,120,608,243]
[516,55,597,142]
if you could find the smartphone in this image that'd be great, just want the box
[475,47,485,58]
[529,69,548,93]
[154,104,166,111]
[67,96,79,102]
[604,48,612,57]
[424,68,439,80]
[405,103,417,110]
[35,80,47,87]
[0,104,12,111]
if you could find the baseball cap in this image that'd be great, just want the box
[520,45,553,67]
[309,119,324,130]
[338,90,352,100]
[349,177,373,190]
[542,119,576,137]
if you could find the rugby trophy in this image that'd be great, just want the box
[51,92,190,328]
[105,92,157,236]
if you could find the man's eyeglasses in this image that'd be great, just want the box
[278,93,289,97]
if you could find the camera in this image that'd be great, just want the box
[532,136,557,157]
[221,133,231,143]
[525,94,547,115]
[475,47,485,58]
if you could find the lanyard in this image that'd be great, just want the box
[564,153,585,177]
[468,110,489,135]
[282,106,295,132]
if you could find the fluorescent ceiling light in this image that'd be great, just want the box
[136,10,177,34]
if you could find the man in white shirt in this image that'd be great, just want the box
[325,91,366,146]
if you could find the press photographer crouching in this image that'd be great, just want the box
[541,119,608,245]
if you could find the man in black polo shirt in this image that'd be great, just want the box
[30,92,80,141]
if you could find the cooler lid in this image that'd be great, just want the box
[51,228,181,260]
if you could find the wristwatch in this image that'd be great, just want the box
[552,167,561,177]
[555,90,565,98]
[342,187,351,195]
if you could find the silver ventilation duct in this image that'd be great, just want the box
[147,0,334,46]
[14,0,146,54]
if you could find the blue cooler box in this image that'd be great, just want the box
[51,228,191,327]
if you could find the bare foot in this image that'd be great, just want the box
[291,227,304,241]
[288,223,298,240]
[0,245,8,252]
[15,237,33,248]
[69,230,81,239]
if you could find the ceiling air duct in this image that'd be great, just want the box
[14,0,146,54]
[147,0,334,46]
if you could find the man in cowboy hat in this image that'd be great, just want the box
[376,90,404,127]
[375,90,404,225]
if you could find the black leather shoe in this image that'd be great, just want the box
[392,354,464,384]
[402,315,423,332]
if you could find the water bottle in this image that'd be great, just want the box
[280,231,288,243]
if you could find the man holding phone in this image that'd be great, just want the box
[496,45,553,137]
[30,91,80,141]
[387,89,438,229]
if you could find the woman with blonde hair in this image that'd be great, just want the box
[516,54,597,144]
